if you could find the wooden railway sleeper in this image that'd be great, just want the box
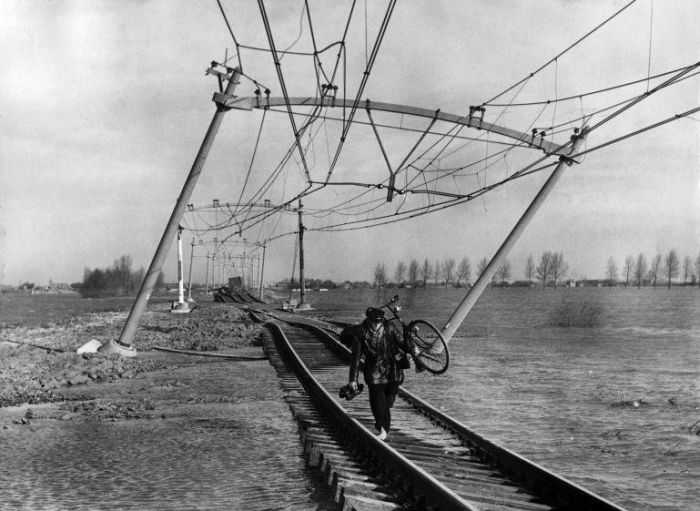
[266,322,481,511]
[294,321,630,511]
[261,326,406,510]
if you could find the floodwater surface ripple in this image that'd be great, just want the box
[312,286,699,511]
[1,356,336,510]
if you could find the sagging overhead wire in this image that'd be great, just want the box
[306,70,697,236]
[406,70,536,192]
[215,0,244,71]
[574,105,700,159]
[258,0,312,183]
[486,64,695,108]
[223,2,366,238]
[207,1,694,248]
[481,0,639,107]
[236,1,355,217]
[406,61,698,204]
[233,110,267,217]
[324,0,398,183]
[586,61,700,135]
[223,68,693,243]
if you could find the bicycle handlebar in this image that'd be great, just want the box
[377,294,403,323]
[377,294,400,310]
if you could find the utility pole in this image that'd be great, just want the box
[213,237,218,289]
[440,128,587,344]
[259,243,267,300]
[296,200,311,310]
[288,237,298,303]
[177,226,184,303]
[100,66,242,357]
[204,254,210,294]
[187,237,195,302]
[242,247,247,287]
[171,226,192,313]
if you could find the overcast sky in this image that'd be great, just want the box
[1,0,698,287]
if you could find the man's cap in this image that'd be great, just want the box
[365,307,385,320]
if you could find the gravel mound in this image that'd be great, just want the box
[0,303,263,407]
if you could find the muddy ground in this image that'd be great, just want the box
[0,302,265,409]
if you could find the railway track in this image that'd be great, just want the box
[251,308,629,511]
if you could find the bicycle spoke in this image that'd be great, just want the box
[408,320,449,374]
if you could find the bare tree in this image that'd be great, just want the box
[408,259,420,288]
[606,257,618,287]
[525,255,535,286]
[664,249,679,289]
[421,258,432,288]
[496,259,512,286]
[634,253,647,289]
[456,256,471,287]
[695,252,700,289]
[623,255,634,287]
[114,254,133,291]
[394,260,406,287]
[373,263,387,288]
[442,258,456,288]
[434,260,441,286]
[649,254,662,288]
[550,252,568,288]
[536,252,552,289]
[682,255,691,286]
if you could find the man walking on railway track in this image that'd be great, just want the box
[346,307,409,441]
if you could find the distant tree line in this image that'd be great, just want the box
[372,249,700,290]
[80,255,154,298]
[373,257,476,289]
[276,277,352,290]
[606,249,700,289]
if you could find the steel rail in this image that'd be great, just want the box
[265,320,478,510]
[285,318,630,511]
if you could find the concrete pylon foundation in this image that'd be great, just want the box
[98,339,138,358]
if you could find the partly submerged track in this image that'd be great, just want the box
[250,308,629,511]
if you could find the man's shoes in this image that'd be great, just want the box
[377,428,388,441]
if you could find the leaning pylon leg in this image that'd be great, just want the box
[440,127,587,344]
[100,66,242,357]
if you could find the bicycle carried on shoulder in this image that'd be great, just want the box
[378,295,449,375]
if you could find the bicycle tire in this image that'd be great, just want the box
[406,319,449,374]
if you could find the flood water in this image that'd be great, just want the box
[311,286,700,511]
[0,355,337,510]
[1,287,697,510]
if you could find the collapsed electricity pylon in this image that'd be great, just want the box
[103,61,588,357]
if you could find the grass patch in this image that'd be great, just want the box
[549,300,602,328]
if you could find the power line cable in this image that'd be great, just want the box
[258,0,312,182]
[324,0,398,183]
[481,0,639,106]
[215,0,244,70]
[487,64,692,108]
[233,110,267,217]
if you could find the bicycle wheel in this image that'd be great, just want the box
[406,320,449,374]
